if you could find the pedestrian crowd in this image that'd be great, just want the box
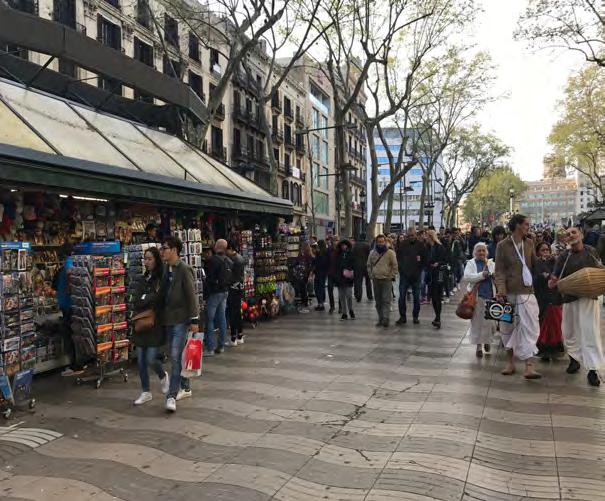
[129,216,605,414]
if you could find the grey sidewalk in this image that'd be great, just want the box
[1,298,604,500]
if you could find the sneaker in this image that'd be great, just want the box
[443,299,450,304]
[215,347,225,354]
[396,317,407,325]
[587,370,601,387]
[329,307,334,314]
[134,392,152,406]
[413,318,420,325]
[176,388,192,401]
[203,349,215,357]
[160,372,170,395]
[340,314,348,321]
[225,339,238,347]
[237,335,245,344]
[300,308,310,314]
[165,397,176,412]
[349,311,356,320]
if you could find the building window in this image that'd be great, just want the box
[163,55,180,79]
[321,141,329,164]
[98,76,122,96]
[285,153,291,171]
[53,0,76,28]
[135,0,151,28]
[314,191,329,215]
[282,181,289,200]
[312,108,320,129]
[97,16,121,51]
[164,14,179,48]
[211,126,223,156]
[188,33,200,62]
[8,0,38,14]
[320,115,328,138]
[134,37,153,67]
[210,48,220,71]
[134,89,153,103]
[188,71,204,101]
[102,0,120,9]
[311,135,320,159]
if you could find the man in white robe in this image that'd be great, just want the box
[551,227,604,387]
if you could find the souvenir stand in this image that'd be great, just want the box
[70,241,129,388]
[0,242,36,417]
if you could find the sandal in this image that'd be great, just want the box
[524,363,542,380]
[501,366,516,376]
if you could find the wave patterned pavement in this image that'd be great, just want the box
[1,298,604,500]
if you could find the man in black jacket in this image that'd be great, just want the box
[159,236,199,413]
[396,227,427,325]
[225,240,246,346]
[352,234,373,302]
[204,239,232,356]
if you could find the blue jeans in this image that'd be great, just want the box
[314,275,326,305]
[205,292,228,352]
[165,323,190,399]
[399,274,421,320]
[136,346,164,392]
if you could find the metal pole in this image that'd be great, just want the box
[399,174,403,233]
[404,174,408,232]
[306,131,316,236]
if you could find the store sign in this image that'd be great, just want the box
[73,241,121,255]
[0,242,31,250]
[291,167,301,179]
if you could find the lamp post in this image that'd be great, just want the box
[298,123,357,237]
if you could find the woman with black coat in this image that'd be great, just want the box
[132,247,168,406]
[335,239,355,320]
[426,230,448,329]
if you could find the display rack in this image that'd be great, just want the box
[175,228,204,314]
[0,242,35,377]
[70,242,128,388]
[239,230,255,299]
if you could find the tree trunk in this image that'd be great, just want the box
[418,175,427,228]
[258,102,278,196]
[384,186,394,234]
[334,120,353,238]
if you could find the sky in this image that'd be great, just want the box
[473,0,585,181]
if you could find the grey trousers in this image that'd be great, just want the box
[373,279,392,323]
[338,286,353,315]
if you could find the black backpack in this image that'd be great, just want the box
[216,255,234,290]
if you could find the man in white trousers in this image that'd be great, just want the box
[494,214,541,379]
[551,226,604,387]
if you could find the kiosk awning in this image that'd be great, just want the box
[0,79,291,216]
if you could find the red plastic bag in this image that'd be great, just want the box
[181,336,202,377]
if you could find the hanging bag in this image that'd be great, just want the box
[131,309,156,333]
[456,283,478,320]
[181,333,203,378]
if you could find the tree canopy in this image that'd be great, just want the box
[548,64,605,198]
[462,167,526,226]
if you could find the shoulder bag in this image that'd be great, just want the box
[131,309,156,333]
[456,283,478,320]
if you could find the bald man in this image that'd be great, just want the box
[204,238,233,355]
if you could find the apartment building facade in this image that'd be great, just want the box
[518,177,578,226]
[1,0,333,230]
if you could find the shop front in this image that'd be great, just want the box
[0,78,293,384]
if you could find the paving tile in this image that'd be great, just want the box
[396,436,474,460]
[373,469,465,501]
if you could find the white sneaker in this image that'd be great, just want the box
[225,339,238,347]
[176,389,192,401]
[165,397,176,412]
[160,372,170,395]
[237,336,245,345]
[134,392,152,406]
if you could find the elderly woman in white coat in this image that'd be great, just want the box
[464,242,496,358]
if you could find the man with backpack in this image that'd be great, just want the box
[225,240,246,346]
[204,239,233,356]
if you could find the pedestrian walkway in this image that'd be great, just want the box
[1,300,604,500]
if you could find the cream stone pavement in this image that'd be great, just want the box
[1,299,605,501]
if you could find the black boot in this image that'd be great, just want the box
[396,317,407,325]
[567,356,581,374]
[588,370,601,387]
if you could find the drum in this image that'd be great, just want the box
[557,267,605,297]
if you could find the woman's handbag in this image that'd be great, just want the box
[131,309,156,333]
[456,284,478,320]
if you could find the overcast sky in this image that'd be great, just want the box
[474,0,585,181]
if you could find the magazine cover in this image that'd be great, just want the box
[0,374,14,406]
